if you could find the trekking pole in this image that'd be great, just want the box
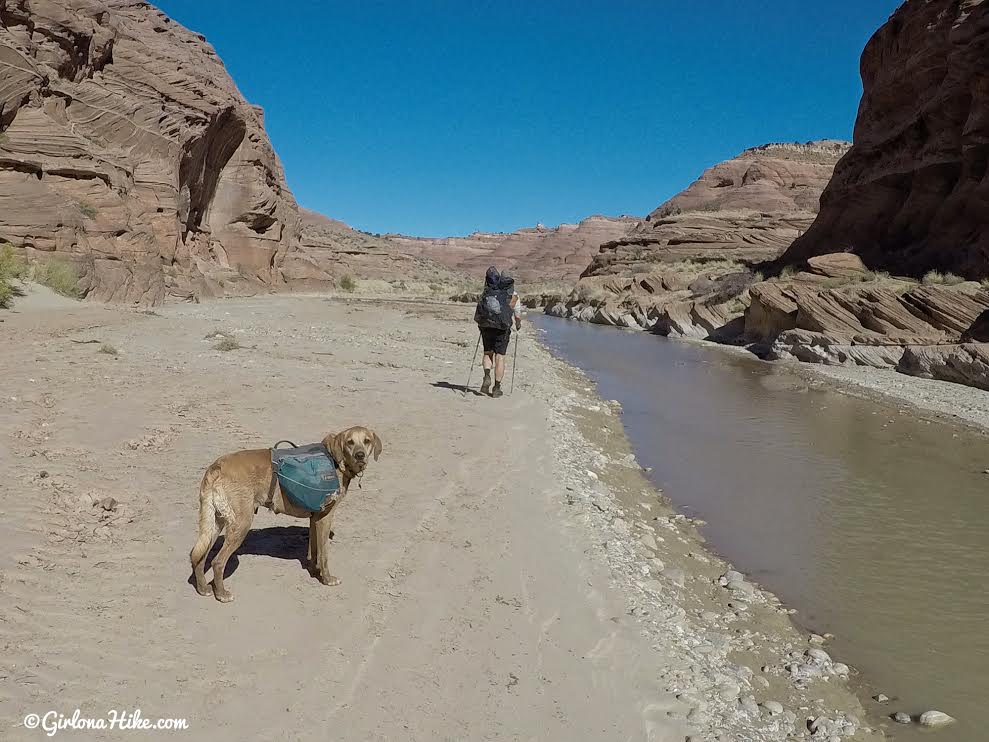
[511,330,519,394]
[463,331,482,396]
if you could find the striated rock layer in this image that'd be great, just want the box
[546,142,849,338]
[780,0,989,278]
[386,215,640,284]
[0,0,302,302]
[582,141,850,280]
[0,0,303,304]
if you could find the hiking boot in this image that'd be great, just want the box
[480,372,491,395]
[491,382,503,398]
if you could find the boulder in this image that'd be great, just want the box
[805,253,869,280]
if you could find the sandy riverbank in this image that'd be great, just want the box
[1,291,879,741]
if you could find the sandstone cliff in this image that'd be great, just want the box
[278,208,468,291]
[0,0,301,304]
[548,142,849,334]
[780,0,989,278]
[581,141,850,280]
[386,215,639,284]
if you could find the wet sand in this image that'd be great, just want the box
[1,291,876,741]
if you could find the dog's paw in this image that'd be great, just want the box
[195,583,212,597]
[319,574,342,587]
[213,587,234,603]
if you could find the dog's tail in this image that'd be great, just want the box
[190,463,223,571]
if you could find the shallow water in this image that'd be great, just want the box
[532,314,989,741]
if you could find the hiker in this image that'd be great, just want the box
[474,267,521,398]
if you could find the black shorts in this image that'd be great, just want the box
[480,326,511,355]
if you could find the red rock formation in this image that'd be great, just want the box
[780,0,989,278]
[386,216,640,284]
[582,141,850,279]
[0,0,301,304]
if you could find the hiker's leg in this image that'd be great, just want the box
[494,353,506,383]
[480,350,494,393]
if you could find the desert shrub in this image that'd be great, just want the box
[922,270,965,286]
[214,337,241,352]
[32,258,81,298]
[779,265,798,280]
[0,246,27,308]
[98,344,119,356]
[78,202,97,220]
[339,274,356,292]
[0,244,27,280]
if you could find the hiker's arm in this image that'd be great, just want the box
[511,295,522,329]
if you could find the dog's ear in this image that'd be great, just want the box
[323,431,346,467]
[370,431,383,461]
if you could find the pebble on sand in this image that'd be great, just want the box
[760,701,784,716]
[918,710,956,727]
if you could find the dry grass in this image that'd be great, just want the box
[0,245,27,308]
[98,344,119,356]
[31,258,82,298]
[213,337,241,352]
[339,275,357,292]
[922,270,966,286]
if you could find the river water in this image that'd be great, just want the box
[532,314,989,741]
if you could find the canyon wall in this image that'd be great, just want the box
[386,216,640,285]
[0,0,302,304]
[780,0,989,278]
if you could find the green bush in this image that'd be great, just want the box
[0,244,27,280]
[32,258,81,298]
[339,274,356,292]
[78,202,97,220]
[0,245,26,309]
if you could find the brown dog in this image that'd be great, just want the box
[189,426,382,602]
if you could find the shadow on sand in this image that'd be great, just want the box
[430,380,487,397]
[195,525,331,581]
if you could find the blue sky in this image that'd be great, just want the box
[153,0,902,237]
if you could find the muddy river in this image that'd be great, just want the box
[533,314,989,741]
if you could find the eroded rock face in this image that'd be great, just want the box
[386,216,640,284]
[0,0,300,304]
[548,142,848,337]
[582,141,850,279]
[280,208,467,290]
[743,261,989,387]
[780,0,989,278]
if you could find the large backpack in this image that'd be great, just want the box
[474,286,513,329]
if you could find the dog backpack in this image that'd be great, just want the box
[271,441,341,512]
[474,286,513,330]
